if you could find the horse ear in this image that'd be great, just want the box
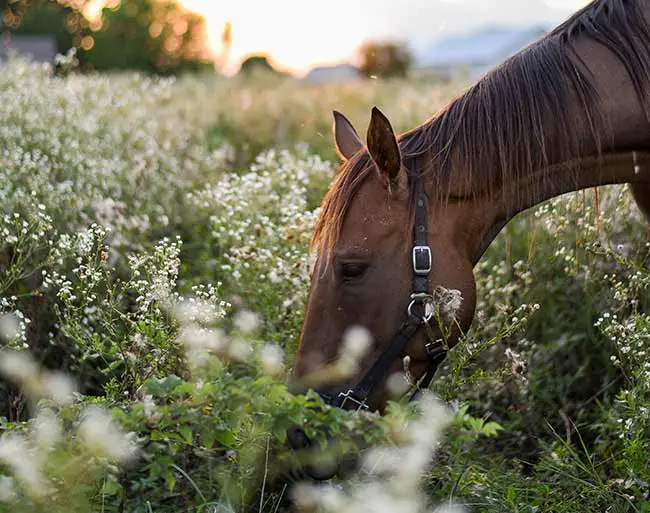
[333,110,363,160]
[367,106,401,182]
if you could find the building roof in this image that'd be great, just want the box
[303,63,359,84]
[418,26,547,69]
[0,34,58,63]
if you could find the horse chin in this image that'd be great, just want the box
[286,424,359,481]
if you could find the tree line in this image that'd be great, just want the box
[1,0,213,74]
[1,0,413,77]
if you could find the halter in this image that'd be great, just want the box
[316,172,448,412]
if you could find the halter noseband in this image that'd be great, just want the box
[316,173,448,412]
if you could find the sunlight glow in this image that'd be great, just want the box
[181,0,594,75]
[182,0,374,75]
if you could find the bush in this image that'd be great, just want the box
[358,41,412,78]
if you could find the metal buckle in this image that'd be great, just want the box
[412,246,432,275]
[425,339,445,357]
[408,293,434,322]
[337,390,370,412]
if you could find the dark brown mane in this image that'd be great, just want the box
[313,0,650,250]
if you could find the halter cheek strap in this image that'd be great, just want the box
[317,174,448,412]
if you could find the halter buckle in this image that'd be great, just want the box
[425,339,445,357]
[412,246,432,275]
[337,390,370,412]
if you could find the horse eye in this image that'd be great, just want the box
[340,262,369,282]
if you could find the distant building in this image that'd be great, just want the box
[302,63,360,84]
[0,34,58,64]
[415,26,548,81]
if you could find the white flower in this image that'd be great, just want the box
[143,395,160,422]
[0,435,48,497]
[385,371,411,398]
[0,476,16,503]
[32,408,62,451]
[233,310,261,333]
[40,371,77,404]
[228,338,252,362]
[434,287,463,321]
[341,325,372,361]
[78,406,138,463]
[260,344,284,376]
[0,313,20,341]
[432,506,467,513]
[0,350,39,385]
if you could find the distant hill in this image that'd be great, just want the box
[302,63,359,84]
[416,25,548,80]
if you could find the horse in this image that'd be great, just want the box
[293,0,650,418]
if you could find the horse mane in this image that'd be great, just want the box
[312,0,650,250]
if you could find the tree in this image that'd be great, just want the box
[88,0,214,74]
[2,0,215,74]
[358,40,412,78]
[238,54,279,75]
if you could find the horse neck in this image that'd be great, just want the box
[452,13,650,265]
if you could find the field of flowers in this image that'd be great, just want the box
[0,57,649,512]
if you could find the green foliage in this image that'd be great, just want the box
[3,0,213,74]
[1,56,650,511]
[89,0,214,74]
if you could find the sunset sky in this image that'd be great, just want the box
[182,0,591,75]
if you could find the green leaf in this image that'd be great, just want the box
[214,430,236,448]
[165,469,177,493]
[201,428,216,449]
[179,425,193,444]
[481,421,504,437]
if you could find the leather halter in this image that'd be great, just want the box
[316,173,448,411]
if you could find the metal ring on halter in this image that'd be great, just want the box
[407,294,435,322]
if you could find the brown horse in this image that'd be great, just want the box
[294,0,650,411]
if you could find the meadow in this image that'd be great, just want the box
[0,56,649,512]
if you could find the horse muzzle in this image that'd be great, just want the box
[286,423,360,481]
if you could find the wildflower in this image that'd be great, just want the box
[434,287,463,321]
[0,435,48,497]
[32,409,62,451]
[260,344,284,376]
[142,395,161,422]
[0,313,20,341]
[228,338,252,362]
[341,325,372,361]
[0,350,39,386]
[233,310,261,333]
[78,406,138,463]
[385,370,411,398]
[334,327,372,378]
[0,476,16,503]
[433,506,467,513]
[180,326,225,351]
[40,371,77,404]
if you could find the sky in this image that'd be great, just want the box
[182,0,591,75]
